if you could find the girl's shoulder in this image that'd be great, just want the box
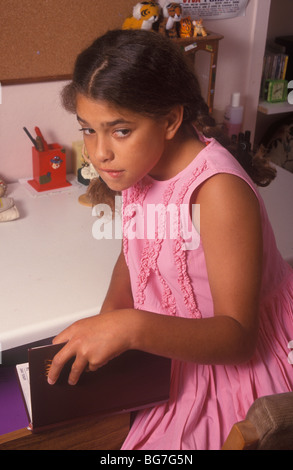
[181,138,259,201]
[190,141,262,236]
[196,138,250,179]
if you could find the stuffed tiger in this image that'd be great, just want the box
[193,19,207,38]
[158,0,181,38]
[179,17,193,38]
[122,1,160,31]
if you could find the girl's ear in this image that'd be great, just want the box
[165,105,184,140]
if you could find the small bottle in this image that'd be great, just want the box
[223,92,244,138]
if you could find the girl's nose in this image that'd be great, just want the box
[94,138,114,163]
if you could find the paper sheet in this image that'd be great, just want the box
[180,0,249,20]
[16,363,32,422]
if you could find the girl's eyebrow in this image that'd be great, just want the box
[77,115,90,126]
[76,115,133,128]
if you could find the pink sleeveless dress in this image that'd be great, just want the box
[121,138,293,450]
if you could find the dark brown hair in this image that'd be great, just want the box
[62,29,275,205]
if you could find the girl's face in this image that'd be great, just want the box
[76,94,174,192]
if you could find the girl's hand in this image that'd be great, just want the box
[47,309,135,386]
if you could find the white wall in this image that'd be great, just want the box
[0,80,80,183]
[0,0,272,182]
[204,0,271,139]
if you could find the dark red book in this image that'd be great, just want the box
[16,343,171,433]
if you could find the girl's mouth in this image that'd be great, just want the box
[100,169,124,179]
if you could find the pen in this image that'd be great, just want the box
[23,126,38,149]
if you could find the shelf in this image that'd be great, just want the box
[258,100,293,115]
[176,32,224,114]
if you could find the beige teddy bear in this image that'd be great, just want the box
[0,177,19,222]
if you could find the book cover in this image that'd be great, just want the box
[16,343,171,433]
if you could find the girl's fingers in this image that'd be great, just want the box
[67,357,89,385]
[47,343,77,385]
[47,311,129,385]
[52,329,71,345]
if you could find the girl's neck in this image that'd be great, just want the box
[149,124,206,181]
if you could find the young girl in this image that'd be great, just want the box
[48,29,293,450]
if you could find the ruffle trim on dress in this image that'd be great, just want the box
[123,179,153,266]
[172,161,209,319]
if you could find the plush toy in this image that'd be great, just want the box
[77,144,100,206]
[157,0,182,38]
[122,2,160,31]
[0,197,19,221]
[0,176,7,197]
[193,18,207,38]
[179,17,193,38]
[0,176,19,222]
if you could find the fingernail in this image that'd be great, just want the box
[47,377,55,385]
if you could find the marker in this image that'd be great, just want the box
[35,126,49,151]
[35,136,44,151]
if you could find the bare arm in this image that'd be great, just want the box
[99,247,133,314]
[48,174,262,385]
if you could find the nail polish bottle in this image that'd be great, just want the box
[223,92,244,138]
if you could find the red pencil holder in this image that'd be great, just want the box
[28,144,71,192]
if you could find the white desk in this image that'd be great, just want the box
[1,178,121,352]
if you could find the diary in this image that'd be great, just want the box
[16,343,171,433]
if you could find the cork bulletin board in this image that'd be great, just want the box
[0,0,135,84]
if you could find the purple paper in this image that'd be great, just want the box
[0,366,29,435]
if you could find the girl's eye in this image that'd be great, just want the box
[79,128,95,136]
[114,129,130,138]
